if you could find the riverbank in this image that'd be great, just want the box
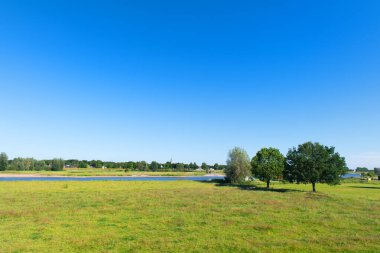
[0,170,224,178]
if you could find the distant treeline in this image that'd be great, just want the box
[0,155,65,171]
[0,153,224,172]
[65,159,225,172]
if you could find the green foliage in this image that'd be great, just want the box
[135,161,148,171]
[251,147,285,188]
[176,163,185,171]
[213,163,219,170]
[284,142,346,192]
[356,167,369,172]
[8,158,49,171]
[367,171,375,178]
[201,162,209,173]
[190,162,198,170]
[51,158,64,171]
[33,160,49,171]
[149,161,159,171]
[78,161,88,168]
[225,147,251,183]
[89,160,103,168]
[0,152,8,171]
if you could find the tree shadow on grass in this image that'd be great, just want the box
[348,186,380,190]
[199,179,302,193]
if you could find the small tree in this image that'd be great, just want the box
[51,158,64,171]
[213,163,219,170]
[284,142,346,192]
[201,162,209,173]
[251,147,285,188]
[136,161,148,171]
[367,171,375,178]
[78,161,88,168]
[0,152,8,171]
[225,147,251,183]
[177,163,185,171]
[150,161,159,171]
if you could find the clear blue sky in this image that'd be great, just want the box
[1,1,379,168]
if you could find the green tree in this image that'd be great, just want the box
[251,147,285,188]
[284,142,346,192]
[150,161,160,171]
[0,152,8,171]
[9,158,36,171]
[51,158,64,171]
[78,161,88,168]
[136,161,148,171]
[356,167,368,172]
[177,163,185,171]
[34,160,49,170]
[225,147,251,183]
[201,162,209,173]
[213,163,219,170]
[367,171,375,178]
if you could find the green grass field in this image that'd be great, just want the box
[0,169,212,177]
[0,180,379,252]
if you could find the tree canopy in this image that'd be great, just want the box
[356,167,369,172]
[201,162,209,173]
[0,152,8,171]
[251,147,285,188]
[51,158,64,171]
[225,147,251,183]
[284,142,346,192]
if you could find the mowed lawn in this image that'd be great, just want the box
[0,181,379,253]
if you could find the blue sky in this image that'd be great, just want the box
[0,1,379,168]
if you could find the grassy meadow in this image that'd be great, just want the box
[0,180,379,252]
[0,169,212,177]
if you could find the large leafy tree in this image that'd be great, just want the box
[251,147,285,188]
[225,147,251,183]
[0,152,8,171]
[284,142,346,192]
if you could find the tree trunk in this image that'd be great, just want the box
[266,180,270,188]
[312,182,316,192]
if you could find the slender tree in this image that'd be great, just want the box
[0,152,8,171]
[201,162,209,173]
[284,142,346,192]
[51,158,64,171]
[225,147,251,183]
[251,147,285,188]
